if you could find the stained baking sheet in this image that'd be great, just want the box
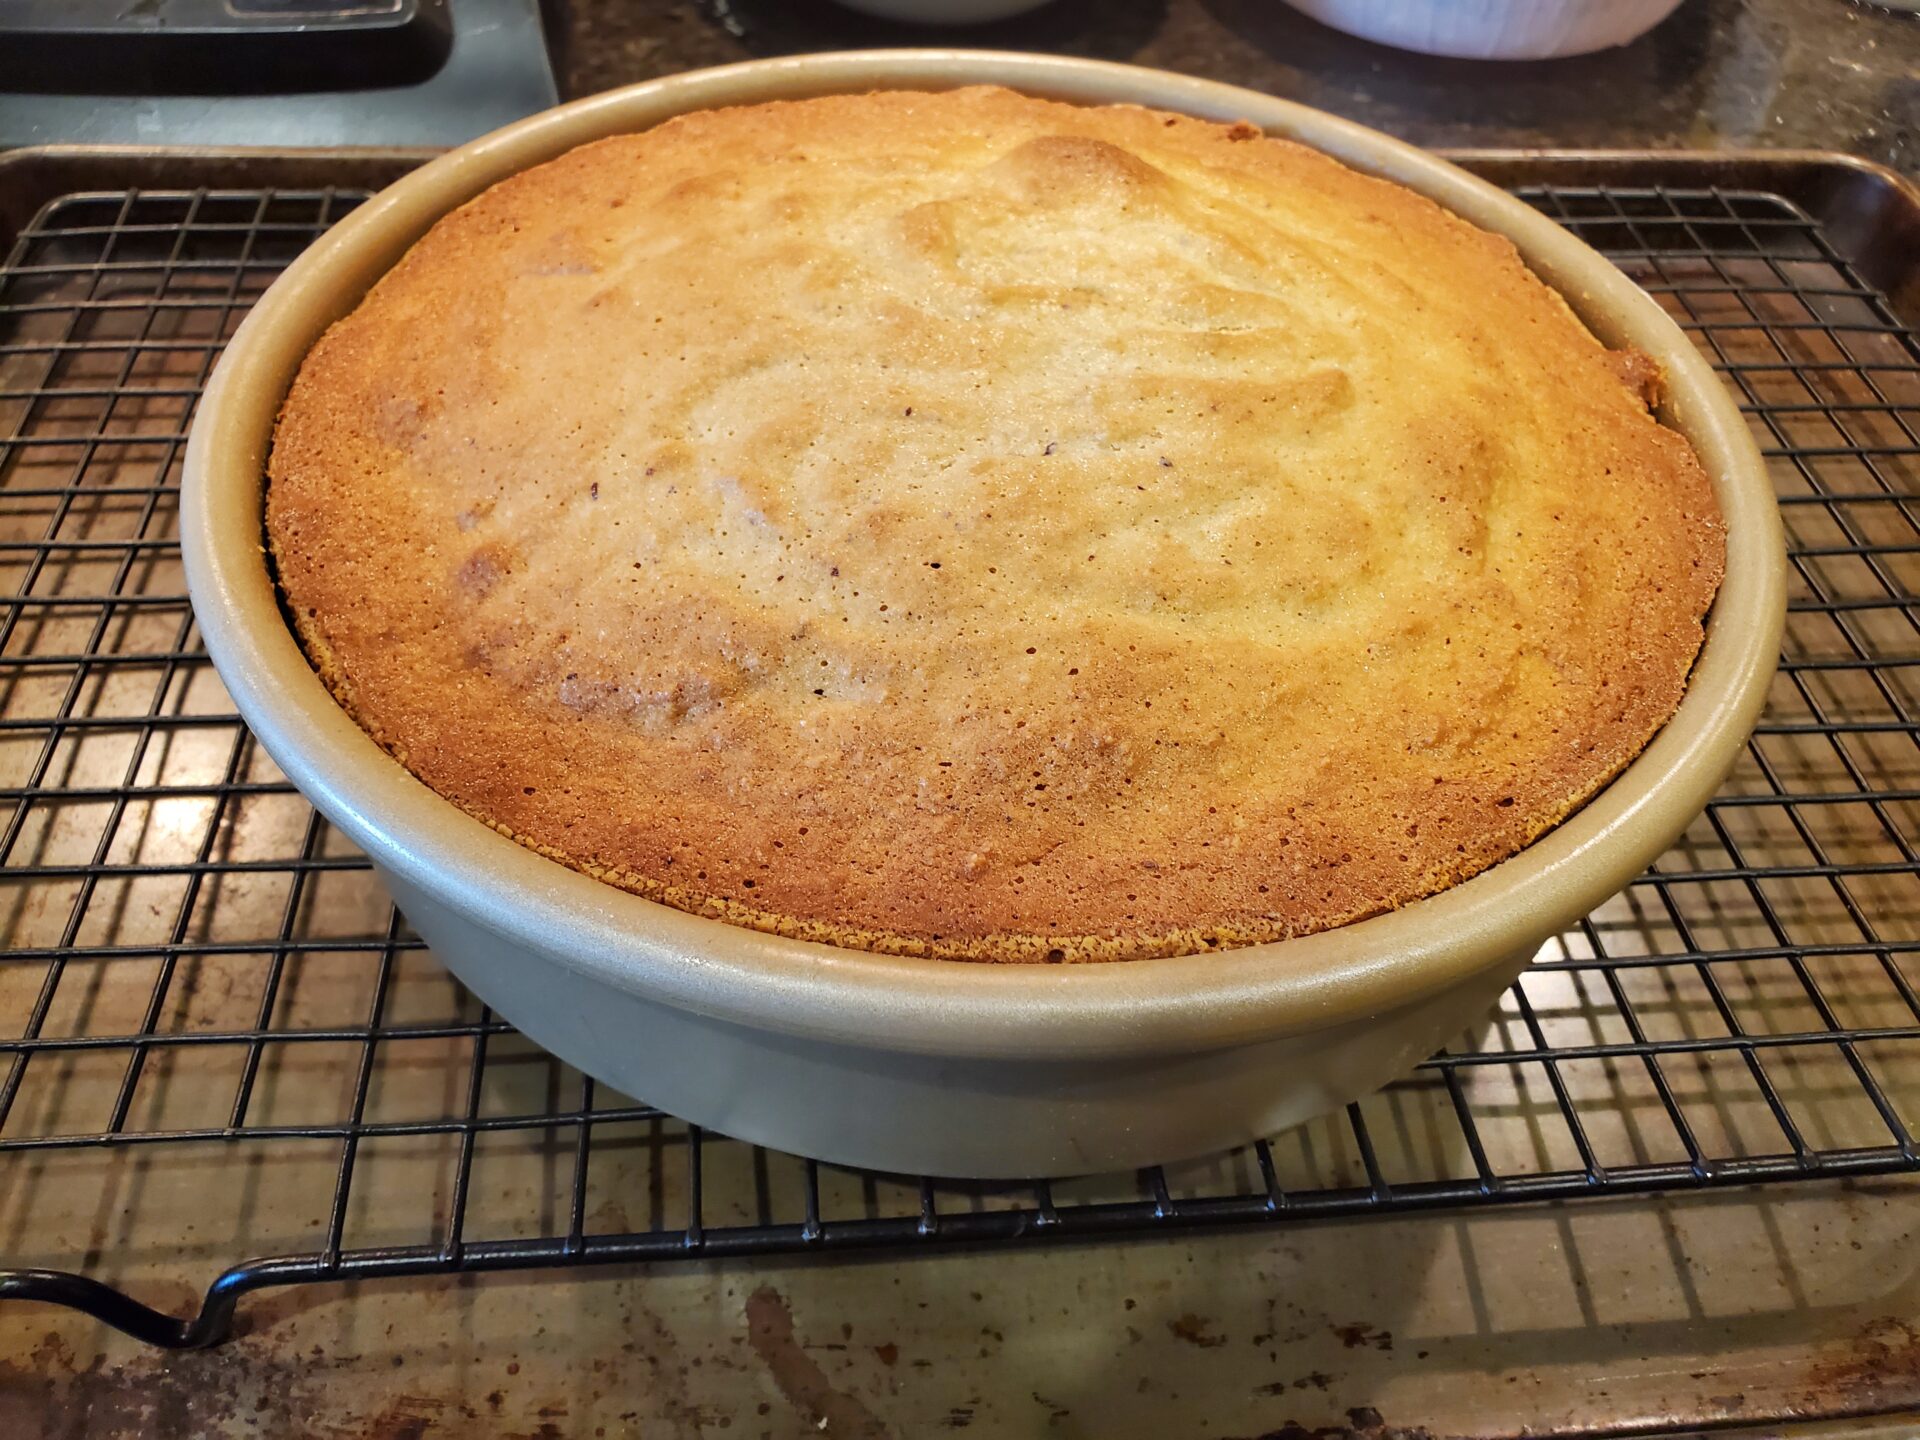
[0,150,1915,1420]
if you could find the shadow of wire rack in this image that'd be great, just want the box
[0,148,1918,1352]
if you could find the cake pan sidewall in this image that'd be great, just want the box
[375,861,1536,1177]
[182,51,1785,1064]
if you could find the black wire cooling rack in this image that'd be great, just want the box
[1,152,1917,1350]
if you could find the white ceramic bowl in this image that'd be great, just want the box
[1282,0,1688,60]
[181,51,1783,1178]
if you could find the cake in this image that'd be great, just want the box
[266,87,1724,962]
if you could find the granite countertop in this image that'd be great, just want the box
[561,0,1918,172]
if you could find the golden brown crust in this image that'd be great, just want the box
[266,87,1725,963]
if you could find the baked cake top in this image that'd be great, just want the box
[267,87,1724,962]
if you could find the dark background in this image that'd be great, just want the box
[560,0,1917,169]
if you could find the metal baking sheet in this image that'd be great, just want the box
[0,143,1917,1434]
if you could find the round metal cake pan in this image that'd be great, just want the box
[181,52,1786,1178]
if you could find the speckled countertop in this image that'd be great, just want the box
[560,0,1917,171]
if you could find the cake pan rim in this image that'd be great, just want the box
[180,50,1785,1062]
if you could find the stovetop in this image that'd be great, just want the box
[0,0,560,149]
